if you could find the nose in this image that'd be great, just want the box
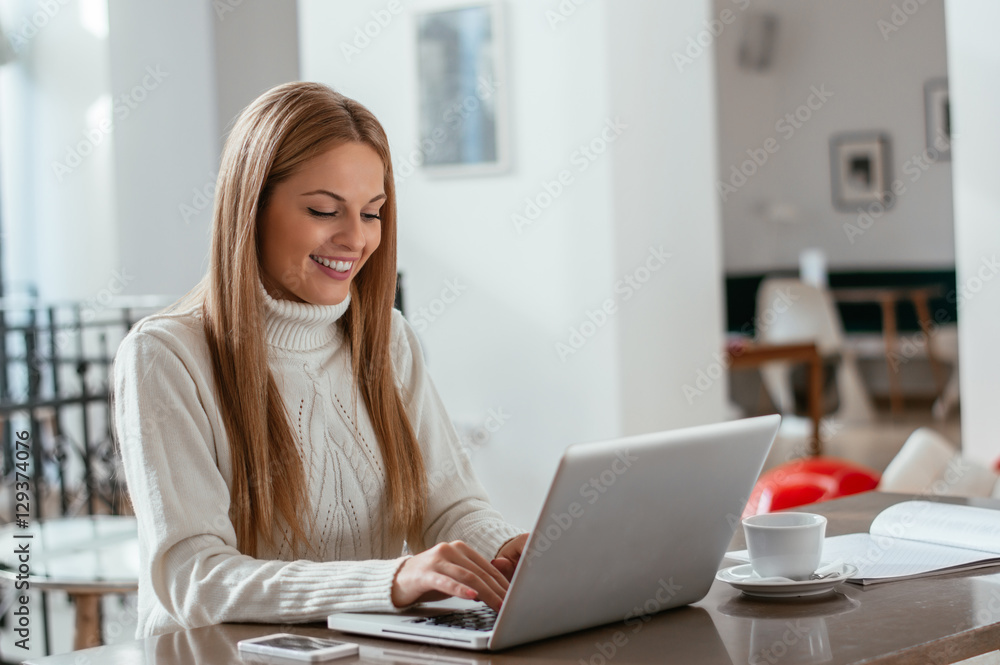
[332,211,366,252]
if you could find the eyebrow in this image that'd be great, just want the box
[301,189,386,204]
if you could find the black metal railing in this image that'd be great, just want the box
[0,296,172,521]
[0,295,171,657]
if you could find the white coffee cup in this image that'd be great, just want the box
[742,512,827,580]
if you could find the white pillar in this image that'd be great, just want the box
[606,0,728,433]
[945,0,1000,465]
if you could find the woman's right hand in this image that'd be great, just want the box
[391,540,510,611]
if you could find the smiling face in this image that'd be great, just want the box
[258,141,385,306]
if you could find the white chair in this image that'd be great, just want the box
[930,323,960,421]
[755,277,876,424]
[879,427,999,498]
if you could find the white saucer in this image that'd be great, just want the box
[716,563,858,598]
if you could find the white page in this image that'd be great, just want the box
[868,501,1000,555]
[820,533,1000,580]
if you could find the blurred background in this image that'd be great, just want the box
[0,0,997,657]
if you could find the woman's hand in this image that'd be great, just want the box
[491,533,528,581]
[391,541,512,611]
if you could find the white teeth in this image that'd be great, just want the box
[311,255,352,272]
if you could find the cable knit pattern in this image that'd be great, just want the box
[113,286,522,638]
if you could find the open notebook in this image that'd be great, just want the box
[729,500,1000,585]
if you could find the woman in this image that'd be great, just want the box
[113,82,527,638]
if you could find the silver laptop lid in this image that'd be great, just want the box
[489,414,779,649]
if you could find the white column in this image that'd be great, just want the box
[107,0,219,297]
[606,0,728,433]
[945,0,1000,465]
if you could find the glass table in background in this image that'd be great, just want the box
[0,515,139,652]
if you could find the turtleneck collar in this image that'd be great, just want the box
[260,282,351,351]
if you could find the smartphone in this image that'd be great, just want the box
[237,633,359,662]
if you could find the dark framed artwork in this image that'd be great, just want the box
[829,132,893,212]
[414,0,509,177]
[924,77,951,160]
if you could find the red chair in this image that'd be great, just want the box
[743,457,881,517]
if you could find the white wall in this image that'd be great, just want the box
[300,0,724,527]
[0,3,37,298]
[714,0,954,273]
[107,0,301,299]
[945,1,1000,465]
[107,0,219,297]
[607,2,728,434]
[213,1,300,136]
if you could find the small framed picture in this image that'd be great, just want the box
[829,132,893,212]
[924,78,951,160]
[414,0,509,177]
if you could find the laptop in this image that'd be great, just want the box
[328,414,780,651]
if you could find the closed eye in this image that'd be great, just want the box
[308,209,380,221]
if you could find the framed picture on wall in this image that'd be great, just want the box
[924,78,951,160]
[829,132,893,212]
[414,0,509,177]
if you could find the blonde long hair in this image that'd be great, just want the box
[179,82,426,557]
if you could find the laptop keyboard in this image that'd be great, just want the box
[407,607,498,632]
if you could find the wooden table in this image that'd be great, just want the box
[26,492,1000,665]
[0,516,139,652]
[832,286,947,415]
[727,341,825,455]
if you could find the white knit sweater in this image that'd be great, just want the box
[113,288,522,637]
